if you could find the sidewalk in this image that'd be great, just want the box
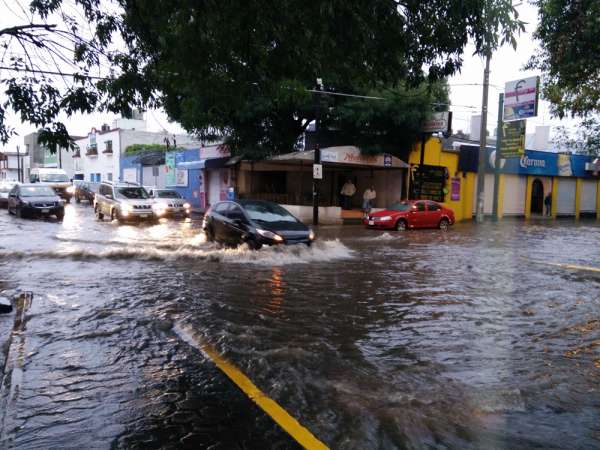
[0,296,14,374]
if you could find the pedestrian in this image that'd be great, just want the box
[340,179,356,210]
[362,185,376,216]
[544,192,552,216]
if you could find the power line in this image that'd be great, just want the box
[0,65,110,80]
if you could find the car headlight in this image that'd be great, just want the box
[183,202,191,209]
[121,204,133,213]
[309,229,315,240]
[66,186,75,194]
[256,228,284,242]
[378,215,392,221]
[152,203,166,215]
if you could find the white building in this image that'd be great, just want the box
[0,151,30,182]
[74,115,200,186]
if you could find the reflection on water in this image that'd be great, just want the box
[1,206,600,449]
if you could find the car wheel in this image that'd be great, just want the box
[16,206,22,218]
[439,218,449,231]
[95,206,104,220]
[56,211,64,221]
[111,209,117,222]
[247,239,262,250]
[66,197,71,204]
[205,226,215,242]
[75,196,81,204]
[395,219,407,231]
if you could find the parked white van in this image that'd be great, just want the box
[30,168,74,202]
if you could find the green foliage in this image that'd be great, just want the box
[528,0,600,118]
[552,118,600,156]
[124,144,184,155]
[113,0,523,158]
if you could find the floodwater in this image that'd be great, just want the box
[0,204,599,449]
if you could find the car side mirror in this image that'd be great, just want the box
[234,218,245,227]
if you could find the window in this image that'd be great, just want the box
[96,173,101,182]
[428,202,441,211]
[107,173,113,182]
[105,140,113,152]
[89,173,94,182]
[416,202,426,212]
[213,202,229,214]
[227,205,246,221]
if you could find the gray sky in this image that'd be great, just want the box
[0,1,575,153]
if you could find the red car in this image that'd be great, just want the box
[364,200,455,231]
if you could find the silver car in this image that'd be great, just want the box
[0,180,19,208]
[94,182,161,223]
[147,188,191,218]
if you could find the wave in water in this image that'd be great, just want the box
[0,239,353,266]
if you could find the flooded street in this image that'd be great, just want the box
[1,204,600,449]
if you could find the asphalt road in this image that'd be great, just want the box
[1,204,599,449]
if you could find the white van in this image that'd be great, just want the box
[30,168,74,202]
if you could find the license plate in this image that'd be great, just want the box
[368,220,374,225]
[140,214,150,218]
[41,209,50,213]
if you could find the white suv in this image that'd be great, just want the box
[94,182,162,223]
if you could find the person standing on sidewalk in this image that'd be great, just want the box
[544,192,552,216]
[362,185,376,216]
[340,179,356,210]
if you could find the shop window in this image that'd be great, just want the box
[107,172,113,181]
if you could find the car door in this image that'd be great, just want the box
[223,204,247,246]
[8,186,18,212]
[210,202,230,241]
[426,201,443,227]
[410,201,428,228]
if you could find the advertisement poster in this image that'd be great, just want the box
[175,169,188,187]
[504,76,539,121]
[451,177,461,201]
[500,120,526,158]
[165,152,176,186]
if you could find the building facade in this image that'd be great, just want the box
[0,151,30,182]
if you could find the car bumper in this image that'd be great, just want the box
[364,218,395,229]
[22,206,64,216]
[161,207,191,218]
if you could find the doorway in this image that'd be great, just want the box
[531,178,544,214]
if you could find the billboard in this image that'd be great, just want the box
[421,111,452,134]
[504,76,539,121]
[499,120,526,158]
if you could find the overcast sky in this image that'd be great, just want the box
[0,1,573,154]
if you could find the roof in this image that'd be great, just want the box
[271,146,409,168]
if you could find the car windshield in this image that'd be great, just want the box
[156,190,181,199]
[242,201,297,223]
[0,184,14,193]
[117,187,149,199]
[40,173,69,182]
[388,202,412,211]
[20,186,56,197]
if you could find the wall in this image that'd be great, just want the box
[281,205,342,225]
[409,137,475,222]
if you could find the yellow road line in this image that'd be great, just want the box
[176,327,329,449]
[535,260,600,273]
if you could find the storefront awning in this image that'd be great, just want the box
[271,146,408,169]
[177,156,239,170]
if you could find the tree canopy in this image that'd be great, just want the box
[1,1,524,155]
[528,0,600,119]
[114,0,522,157]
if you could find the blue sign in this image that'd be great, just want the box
[487,148,597,178]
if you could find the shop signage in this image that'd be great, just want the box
[500,120,526,158]
[321,147,398,167]
[411,165,445,202]
[451,177,460,201]
[504,76,539,122]
[313,163,323,179]
[421,111,452,134]
[200,144,230,160]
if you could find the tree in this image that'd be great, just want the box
[113,0,523,158]
[528,0,600,119]
[552,118,600,155]
[0,1,125,150]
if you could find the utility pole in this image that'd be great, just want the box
[16,145,21,182]
[475,53,491,223]
[492,93,504,220]
[312,78,323,226]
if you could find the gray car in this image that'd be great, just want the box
[94,182,161,223]
[147,188,191,218]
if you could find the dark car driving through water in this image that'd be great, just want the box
[203,200,315,249]
[7,183,65,220]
